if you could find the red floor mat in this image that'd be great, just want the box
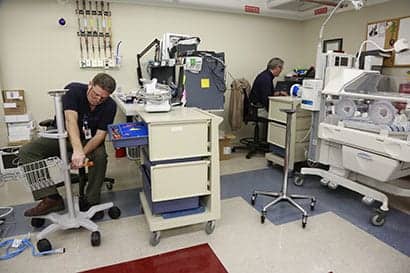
[79,243,228,273]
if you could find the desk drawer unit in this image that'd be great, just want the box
[148,121,209,161]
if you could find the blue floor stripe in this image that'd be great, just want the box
[2,167,410,256]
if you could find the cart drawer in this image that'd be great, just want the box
[148,121,209,161]
[268,101,291,123]
[268,101,310,123]
[150,160,210,201]
[267,122,309,147]
[268,122,287,147]
[141,165,199,214]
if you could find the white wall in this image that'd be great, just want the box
[300,0,410,78]
[0,0,304,140]
[1,0,409,145]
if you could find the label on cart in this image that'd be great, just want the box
[171,126,183,132]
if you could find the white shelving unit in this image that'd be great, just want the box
[137,107,222,246]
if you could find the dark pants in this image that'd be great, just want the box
[19,137,108,205]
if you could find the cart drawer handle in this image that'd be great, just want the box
[356,152,372,161]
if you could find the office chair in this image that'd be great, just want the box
[38,119,115,191]
[232,89,269,159]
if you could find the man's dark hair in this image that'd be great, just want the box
[92,73,116,94]
[267,57,284,70]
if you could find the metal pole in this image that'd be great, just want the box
[52,92,75,219]
[282,108,294,196]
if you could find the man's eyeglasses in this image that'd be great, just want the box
[90,86,109,101]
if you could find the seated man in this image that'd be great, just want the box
[21,73,117,218]
[249,57,285,118]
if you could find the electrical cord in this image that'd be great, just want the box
[0,236,65,260]
[196,52,229,92]
[197,52,237,84]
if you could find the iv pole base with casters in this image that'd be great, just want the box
[251,108,316,228]
[30,90,118,250]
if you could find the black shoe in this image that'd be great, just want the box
[79,196,90,212]
[78,196,93,211]
[91,211,104,221]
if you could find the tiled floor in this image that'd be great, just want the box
[1,148,409,273]
[1,198,409,273]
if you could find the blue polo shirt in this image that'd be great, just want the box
[62,82,116,140]
[249,69,275,110]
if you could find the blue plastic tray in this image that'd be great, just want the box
[108,122,148,148]
[161,206,205,219]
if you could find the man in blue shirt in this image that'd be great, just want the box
[21,73,117,218]
[249,57,285,117]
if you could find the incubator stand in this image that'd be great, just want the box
[300,69,410,226]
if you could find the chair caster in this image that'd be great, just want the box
[251,194,257,206]
[310,198,316,211]
[302,215,308,228]
[91,231,101,247]
[294,175,304,186]
[150,231,160,246]
[261,210,266,224]
[37,238,52,252]
[106,183,113,190]
[371,211,386,227]
[31,218,45,228]
[205,221,215,235]
[108,206,121,219]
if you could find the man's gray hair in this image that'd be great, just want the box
[267,58,284,70]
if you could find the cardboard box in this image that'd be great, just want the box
[7,121,35,143]
[2,90,26,115]
[4,113,32,123]
[219,134,235,161]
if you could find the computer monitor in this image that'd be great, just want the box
[150,66,176,85]
[275,81,294,94]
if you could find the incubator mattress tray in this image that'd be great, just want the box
[318,123,410,162]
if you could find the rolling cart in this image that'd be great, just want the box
[137,108,222,246]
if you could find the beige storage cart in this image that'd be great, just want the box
[138,107,222,246]
[265,96,311,170]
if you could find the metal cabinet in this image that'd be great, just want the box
[265,96,311,170]
[137,107,222,245]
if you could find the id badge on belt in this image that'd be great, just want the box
[82,117,92,140]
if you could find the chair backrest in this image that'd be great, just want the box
[39,119,56,130]
[243,89,260,124]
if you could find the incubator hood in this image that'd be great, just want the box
[322,68,410,103]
